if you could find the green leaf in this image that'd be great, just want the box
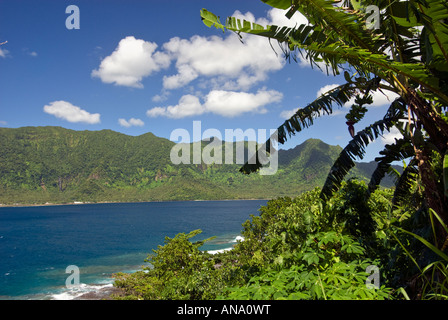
[303,251,321,265]
[394,226,448,262]
[261,0,292,10]
[200,9,225,31]
[399,287,411,300]
[341,242,365,255]
[389,1,421,28]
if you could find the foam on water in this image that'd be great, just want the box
[205,235,244,255]
[51,283,114,300]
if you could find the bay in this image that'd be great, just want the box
[0,200,267,300]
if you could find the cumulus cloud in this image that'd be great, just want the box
[147,89,282,119]
[159,8,306,91]
[91,8,312,93]
[162,32,284,91]
[204,89,283,117]
[147,95,204,119]
[43,101,100,124]
[118,118,144,127]
[91,36,170,88]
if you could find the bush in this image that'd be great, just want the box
[112,180,446,300]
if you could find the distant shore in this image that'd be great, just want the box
[0,198,269,208]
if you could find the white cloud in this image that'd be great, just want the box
[161,27,284,91]
[266,7,309,28]
[369,89,400,107]
[118,118,144,127]
[316,84,340,98]
[43,101,100,124]
[0,48,10,58]
[146,107,168,118]
[343,88,400,108]
[91,8,312,94]
[381,126,403,145]
[91,36,170,88]
[147,89,282,119]
[152,90,170,103]
[147,94,204,119]
[204,89,283,117]
[163,64,198,90]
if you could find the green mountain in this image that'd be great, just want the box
[0,126,395,205]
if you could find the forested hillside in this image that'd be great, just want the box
[0,126,394,205]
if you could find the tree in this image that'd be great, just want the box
[201,0,448,245]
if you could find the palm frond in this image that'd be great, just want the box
[367,137,415,194]
[240,82,357,174]
[320,97,406,200]
[289,40,448,103]
[392,157,420,208]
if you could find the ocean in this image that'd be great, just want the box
[0,199,267,300]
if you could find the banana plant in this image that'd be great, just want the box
[201,0,448,241]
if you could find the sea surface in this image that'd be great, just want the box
[0,200,267,300]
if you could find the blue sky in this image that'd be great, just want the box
[0,0,401,162]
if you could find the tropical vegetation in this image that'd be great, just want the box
[113,0,447,300]
[201,0,448,233]
[113,181,446,300]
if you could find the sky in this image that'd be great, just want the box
[0,0,402,162]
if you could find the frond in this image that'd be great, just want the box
[239,82,357,174]
[289,41,447,103]
[320,97,407,200]
[288,0,379,51]
[392,157,420,208]
[367,137,415,194]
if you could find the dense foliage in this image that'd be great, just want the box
[113,180,447,300]
[0,127,392,205]
[187,0,448,299]
[202,0,448,253]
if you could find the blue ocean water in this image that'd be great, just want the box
[0,200,267,300]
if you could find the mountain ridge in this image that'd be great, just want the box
[0,126,396,205]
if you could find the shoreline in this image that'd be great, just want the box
[0,198,270,209]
